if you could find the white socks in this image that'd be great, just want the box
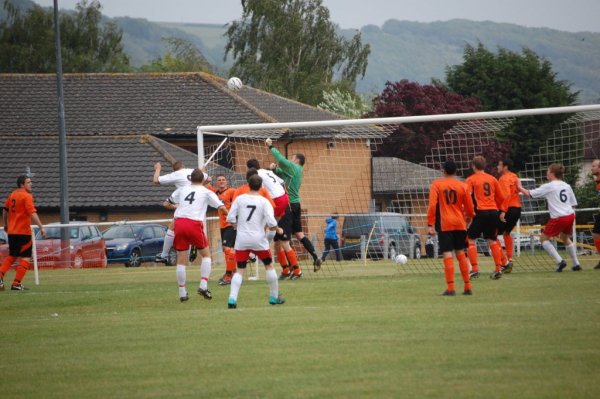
[229,273,243,302]
[266,268,279,298]
[565,243,580,266]
[176,264,186,297]
[199,258,211,290]
[161,229,175,257]
[542,240,563,263]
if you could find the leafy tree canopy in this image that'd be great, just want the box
[368,80,484,164]
[0,0,129,72]
[445,43,579,171]
[138,37,213,73]
[224,0,370,106]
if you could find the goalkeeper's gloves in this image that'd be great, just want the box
[265,138,273,147]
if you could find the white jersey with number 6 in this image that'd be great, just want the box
[170,185,223,221]
[227,193,277,251]
[529,180,577,218]
[257,169,286,199]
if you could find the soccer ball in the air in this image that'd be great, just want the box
[394,254,408,265]
[227,77,243,91]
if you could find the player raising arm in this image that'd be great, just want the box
[518,163,581,272]
[246,159,303,280]
[164,169,227,302]
[266,138,322,271]
[153,161,193,263]
[226,174,285,309]
[427,161,475,296]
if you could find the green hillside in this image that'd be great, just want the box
[4,1,599,103]
[144,19,599,103]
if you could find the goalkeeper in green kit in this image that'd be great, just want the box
[266,138,322,278]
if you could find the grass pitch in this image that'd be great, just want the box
[1,261,599,398]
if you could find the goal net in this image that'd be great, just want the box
[198,105,600,277]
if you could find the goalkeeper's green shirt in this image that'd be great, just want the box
[270,146,303,204]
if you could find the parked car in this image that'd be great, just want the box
[35,223,107,268]
[103,223,175,267]
[340,212,421,260]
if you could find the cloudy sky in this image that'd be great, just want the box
[35,0,600,33]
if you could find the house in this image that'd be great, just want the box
[0,73,384,245]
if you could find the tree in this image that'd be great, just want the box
[317,88,370,118]
[367,80,486,164]
[139,37,213,73]
[224,0,370,106]
[445,43,579,171]
[0,0,129,72]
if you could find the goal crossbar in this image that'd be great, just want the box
[197,104,600,133]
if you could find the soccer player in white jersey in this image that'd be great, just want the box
[246,159,305,279]
[153,161,193,263]
[225,174,285,309]
[164,168,227,302]
[518,163,582,272]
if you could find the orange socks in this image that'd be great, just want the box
[467,242,479,272]
[456,252,471,291]
[0,255,16,276]
[594,239,600,255]
[14,259,29,284]
[443,257,455,292]
[286,249,298,267]
[504,233,514,260]
[489,241,503,272]
[224,248,236,274]
[497,240,508,266]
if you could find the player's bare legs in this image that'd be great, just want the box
[157,220,175,263]
[196,247,213,298]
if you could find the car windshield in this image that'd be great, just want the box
[103,226,137,239]
[40,226,79,240]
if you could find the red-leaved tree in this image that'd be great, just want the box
[367,80,485,164]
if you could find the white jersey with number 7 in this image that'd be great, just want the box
[227,193,277,251]
[170,185,223,221]
[529,180,577,219]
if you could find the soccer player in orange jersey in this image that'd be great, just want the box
[207,174,238,285]
[427,160,475,296]
[497,159,522,273]
[465,156,506,280]
[0,175,46,291]
[590,159,600,269]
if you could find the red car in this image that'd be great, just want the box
[0,223,107,269]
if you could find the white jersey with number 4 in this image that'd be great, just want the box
[170,185,223,221]
[227,193,277,251]
[258,169,286,199]
[529,180,577,219]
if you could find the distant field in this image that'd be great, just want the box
[1,260,599,398]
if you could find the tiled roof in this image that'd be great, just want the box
[0,135,244,209]
[0,73,343,137]
[373,157,441,194]
[0,73,262,136]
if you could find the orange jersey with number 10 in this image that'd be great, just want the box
[427,177,475,232]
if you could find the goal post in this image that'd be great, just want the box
[196,104,600,276]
